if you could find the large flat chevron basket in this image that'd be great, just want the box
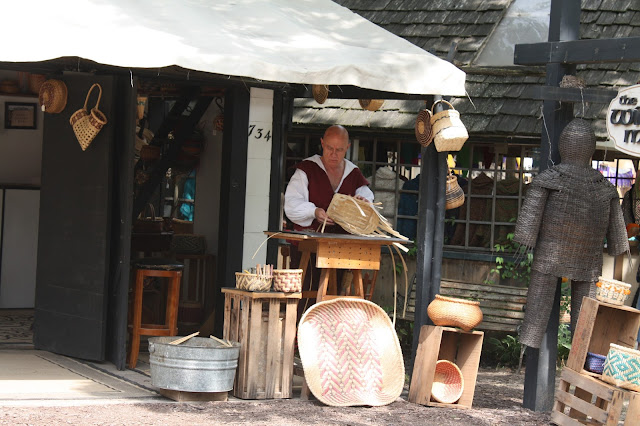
[297,298,405,406]
[602,343,640,392]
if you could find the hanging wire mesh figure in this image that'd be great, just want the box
[513,118,629,349]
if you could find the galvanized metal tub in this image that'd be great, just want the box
[148,336,240,392]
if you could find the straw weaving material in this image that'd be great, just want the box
[513,119,629,348]
[297,298,404,406]
[327,193,408,240]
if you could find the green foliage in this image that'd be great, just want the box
[484,231,533,286]
[381,306,414,352]
[557,323,572,367]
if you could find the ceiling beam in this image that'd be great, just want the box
[522,86,618,103]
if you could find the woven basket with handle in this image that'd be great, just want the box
[430,100,468,152]
[326,193,408,240]
[445,174,464,210]
[69,83,108,151]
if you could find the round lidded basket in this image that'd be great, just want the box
[38,79,68,113]
[602,343,640,392]
[427,294,483,331]
[595,277,632,305]
[431,360,464,404]
[415,109,434,147]
[272,269,303,293]
[235,272,272,292]
[359,99,384,111]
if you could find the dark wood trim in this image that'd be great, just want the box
[266,89,286,267]
[522,86,618,104]
[515,36,640,66]
[213,86,250,337]
[106,75,137,370]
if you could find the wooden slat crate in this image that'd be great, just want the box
[403,279,527,333]
[408,325,484,409]
[566,297,640,374]
[551,367,640,425]
[221,288,301,399]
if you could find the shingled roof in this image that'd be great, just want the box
[292,0,640,143]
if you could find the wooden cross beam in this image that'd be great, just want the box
[522,86,618,103]
[515,36,640,65]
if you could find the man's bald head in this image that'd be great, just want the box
[320,125,350,169]
[323,125,349,142]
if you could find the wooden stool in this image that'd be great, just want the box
[128,258,184,369]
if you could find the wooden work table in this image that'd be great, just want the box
[265,230,409,302]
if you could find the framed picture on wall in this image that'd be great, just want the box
[4,102,37,129]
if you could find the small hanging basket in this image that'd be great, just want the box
[69,83,108,151]
[430,100,468,152]
[445,174,464,210]
[415,109,434,147]
[312,84,329,104]
[359,99,384,111]
[38,79,68,113]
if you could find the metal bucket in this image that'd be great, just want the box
[148,336,240,392]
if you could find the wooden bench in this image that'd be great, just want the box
[402,279,527,333]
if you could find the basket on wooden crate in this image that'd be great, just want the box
[602,343,640,392]
[235,272,272,292]
[595,277,632,306]
[585,352,606,374]
[326,193,408,240]
[427,294,483,331]
[272,269,302,293]
[430,100,468,152]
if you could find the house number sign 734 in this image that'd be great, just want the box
[248,124,272,142]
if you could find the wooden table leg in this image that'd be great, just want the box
[352,270,365,298]
[316,269,331,303]
[299,249,311,289]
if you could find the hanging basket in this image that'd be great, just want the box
[414,109,434,147]
[430,100,468,152]
[38,79,68,113]
[69,83,108,151]
[312,84,329,104]
[445,174,464,210]
[359,99,384,111]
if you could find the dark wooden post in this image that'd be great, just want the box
[521,0,579,412]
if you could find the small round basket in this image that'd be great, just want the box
[312,84,329,104]
[585,352,606,374]
[415,109,434,147]
[235,272,272,292]
[38,79,68,113]
[431,360,464,404]
[595,277,631,306]
[359,99,384,111]
[427,294,483,331]
[272,269,303,293]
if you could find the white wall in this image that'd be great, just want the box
[193,100,224,255]
[0,93,44,185]
[242,88,273,271]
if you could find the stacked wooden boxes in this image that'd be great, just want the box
[552,297,640,425]
[408,325,484,408]
[221,288,301,399]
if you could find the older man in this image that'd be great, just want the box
[284,125,374,232]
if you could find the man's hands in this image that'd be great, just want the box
[353,194,368,201]
[315,208,335,225]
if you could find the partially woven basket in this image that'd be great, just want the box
[312,84,329,104]
[430,100,468,152]
[359,99,384,111]
[171,234,206,254]
[38,79,68,113]
[297,298,405,406]
[427,294,483,331]
[431,360,464,404]
[235,272,272,292]
[445,174,464,210]
[326,193,408,240]
[415,109,434,147]
[69,83,108,151]
[596,277,632,305]
[602,343,640,392]
[272,269,303,293]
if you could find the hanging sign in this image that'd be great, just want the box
[607,84,640,157]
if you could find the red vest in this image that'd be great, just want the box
[293,160,370,233]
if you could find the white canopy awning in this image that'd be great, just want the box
[3,0,465,96]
